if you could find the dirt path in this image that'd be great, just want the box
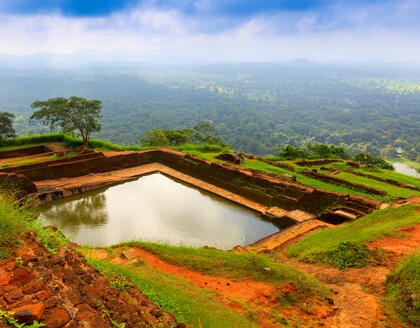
[272,223,420,328]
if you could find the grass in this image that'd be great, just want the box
[335,172,420,198]
[0,187,67,259]
[109,241,329,301]
[240,159,392,202]
[88,258,258,328]
[1,152,78,168]
[384,253,420,326]
[286,204,420,265]
[356,167,420,189]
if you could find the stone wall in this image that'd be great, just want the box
[0,145,50,159]
[1,148,382,216]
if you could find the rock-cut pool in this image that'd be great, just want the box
[39,173,279,250]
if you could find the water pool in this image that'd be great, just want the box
[39,173,279,249]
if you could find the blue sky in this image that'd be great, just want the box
[0,0,419,62]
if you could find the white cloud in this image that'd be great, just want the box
[0,1,420,63]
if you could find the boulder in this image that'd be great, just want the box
[11,304,45,324]
[215,152,244,164]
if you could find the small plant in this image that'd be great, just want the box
[15,257,24,266]
[1,163,10,168]
[0,310,46,327]
[326,242,372,269]
[102,309,126,328]
[107,273,130,293]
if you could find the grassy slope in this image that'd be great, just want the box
[286,204,420,262]
[384,253,420,327]
[335,172,420,198]
[111,242,329,300]
[88,258,257,328]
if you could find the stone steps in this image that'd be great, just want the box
[244,219,334,254]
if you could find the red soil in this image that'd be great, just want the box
[369,223,420,256]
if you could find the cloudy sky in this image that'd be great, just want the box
[1,0,420,63]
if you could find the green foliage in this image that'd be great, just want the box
[287,204,420,265]
[30,97,102,147]
[0,191,35,259]
[0,112,16,139]
[354,153,394,170]
[325,242,373,269]
[385,254,420,326]
[30,222,68,254]
[15,256,24,266]
[275,144,350,160]
[2,65,420,157]
[141,124,229,148]
[106,273,130,293]
[0,188,67,259]
[102,310,126,328]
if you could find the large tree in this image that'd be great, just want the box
[30,97,102,148]
[0,112,16,139]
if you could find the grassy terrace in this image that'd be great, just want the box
[286,204,420,266]
[335,171,420,198]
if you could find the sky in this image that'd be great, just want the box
[1,0,420,63]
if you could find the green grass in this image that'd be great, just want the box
[0,188,67,259]
[286,204,420,265]
[336,172,420,198]
[384,253,420,326]
[88,258,258,328]
[1,152,78,167]
[356,167,420,189]
[240,159,391,202]
[110,241,329,301]
[0,143,47,151]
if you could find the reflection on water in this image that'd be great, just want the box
[39,173,279,249]
[392,163,420,178]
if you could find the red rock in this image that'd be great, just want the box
[75,304,96,321]
[0,268,12,286]
[4,288,24,303]
[35,290,50,301]
[44,308,71,328]
[10,266,33,285]
[10,304,45,324]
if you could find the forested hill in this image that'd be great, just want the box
[0,63,419,158]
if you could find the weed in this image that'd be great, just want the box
[15,257,24,266]
[325,242,373,269]
[106,273,130,292]
[102,309,126,328]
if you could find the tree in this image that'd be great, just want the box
[30,97,102,148]
[380,145,396,159]
[141,129,168,146]
[0,112,16,139]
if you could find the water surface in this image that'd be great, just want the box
[39,173,279,249]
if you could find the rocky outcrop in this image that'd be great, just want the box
[215,152,244,164]
[0,232,181,328]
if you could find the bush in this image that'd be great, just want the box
[325,242,373,269]
[386,254,420,325]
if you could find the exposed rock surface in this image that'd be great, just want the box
[215,152,244,164]
[0,232,181,328]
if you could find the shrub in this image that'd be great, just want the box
[325,242,373,269]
